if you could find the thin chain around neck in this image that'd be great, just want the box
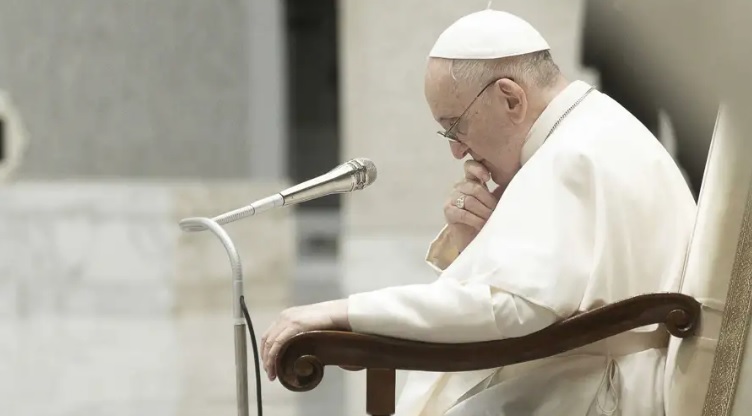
[544,86,596,141]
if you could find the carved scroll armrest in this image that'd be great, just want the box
[277,293,700,395]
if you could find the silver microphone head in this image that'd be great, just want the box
[178,158,377,233]
[349,157,378,190]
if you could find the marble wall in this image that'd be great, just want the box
[0,0,252,179]
[0,180,297,416]
[0,0,287,180]
[0,180,294,318]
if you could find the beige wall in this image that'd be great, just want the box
[0,180,294,318]
[0,179,297,415]
[338,0,593,413]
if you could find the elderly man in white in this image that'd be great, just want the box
[261,9,697,416]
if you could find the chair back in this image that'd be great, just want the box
[663,103,752,416]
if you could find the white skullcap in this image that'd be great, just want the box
[429,9,550,60]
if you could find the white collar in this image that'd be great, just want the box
[520,80,595,165]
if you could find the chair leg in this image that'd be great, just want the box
[366,368,396,416]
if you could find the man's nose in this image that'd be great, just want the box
[449,141,469,159]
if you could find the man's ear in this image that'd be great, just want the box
[497,79,527,123]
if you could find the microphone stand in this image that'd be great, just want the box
[179,217,250,416]
[174,158,376,416]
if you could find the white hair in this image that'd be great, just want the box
[449,50,561,90]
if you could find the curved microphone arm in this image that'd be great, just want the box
[179,217,250,416]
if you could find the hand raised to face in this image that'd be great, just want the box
[444,160,505,253]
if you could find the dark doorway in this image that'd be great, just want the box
[285,0,340,210]
[284,0,342,285]
[284,0,342,289]
[284,3,344,415]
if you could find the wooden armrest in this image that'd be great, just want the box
[277,293,700,395]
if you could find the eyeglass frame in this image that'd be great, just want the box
[436,77,513,143]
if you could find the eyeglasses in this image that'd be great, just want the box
[436,77,510,143]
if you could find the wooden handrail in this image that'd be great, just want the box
[276,293,700,393]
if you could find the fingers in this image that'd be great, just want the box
[444,205,485,231]
[262,320,299,381]
[445,171,498,227]
[454,181,498,211]
[264,326,297,381]
[450,193,492,220]
[463,160,491,183]
[261,321,285,377]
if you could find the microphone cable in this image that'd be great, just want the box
[240,295,263,416]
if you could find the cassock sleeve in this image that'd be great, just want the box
[348,279,558,343]
[424,225,458,274]
[348,147,594,343]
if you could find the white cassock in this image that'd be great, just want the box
[347,80,698,416]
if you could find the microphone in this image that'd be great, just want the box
[179,157,377,232]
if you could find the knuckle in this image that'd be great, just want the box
[471,198,486,214]
[444,204,456,217]
[464,159,479,170]
[460,182,475,195]
[457,209,469,222]
[464,160,480,172]
[465,196,483,212]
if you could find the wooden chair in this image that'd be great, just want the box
[276,292,701,415]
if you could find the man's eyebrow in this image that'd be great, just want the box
[438,116,458,123]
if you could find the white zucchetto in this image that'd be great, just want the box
[429,9,550,60]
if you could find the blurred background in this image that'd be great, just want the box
[0,1,720,415]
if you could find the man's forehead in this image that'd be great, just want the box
[425,58,465,118]
[425,58,457,90]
